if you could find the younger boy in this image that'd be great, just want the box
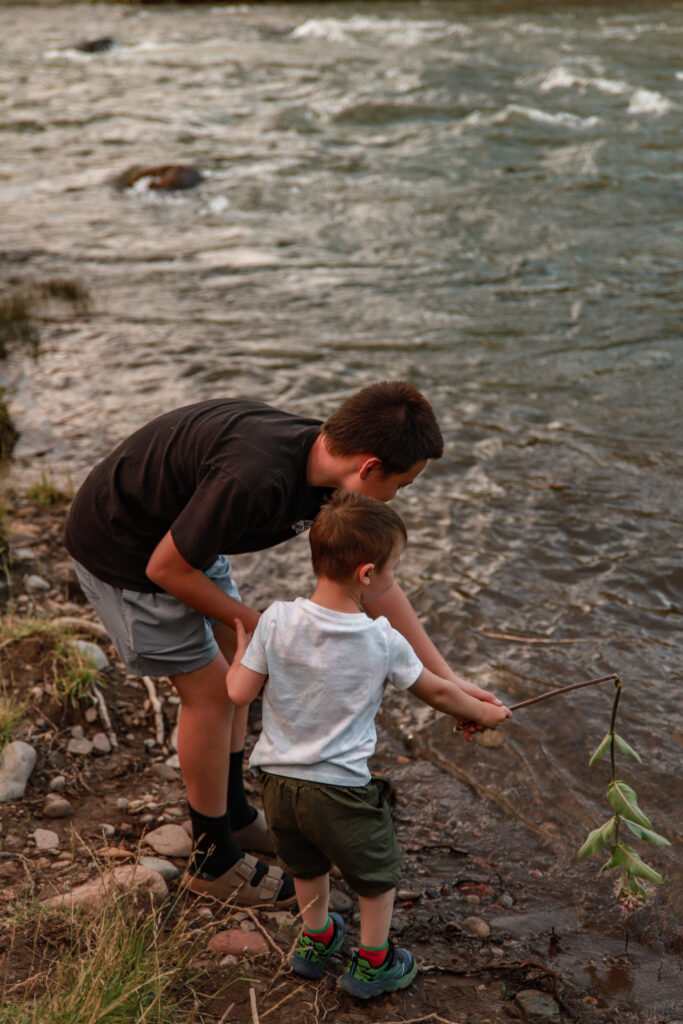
[226,491,511,999]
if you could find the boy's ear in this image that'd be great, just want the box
[358,456,383,480]
[358,562,375,586]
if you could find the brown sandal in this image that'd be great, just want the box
[182,853,295,907]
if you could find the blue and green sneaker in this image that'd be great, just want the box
[340,942,417,999]
[290,913,345,980]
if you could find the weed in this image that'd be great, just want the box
[0,869,218,1023]
[0,277,90,359]
[0,687,27,750]
[24,472,71,510]
[52,639,102,708]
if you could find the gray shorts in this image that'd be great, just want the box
[72,556,241,678]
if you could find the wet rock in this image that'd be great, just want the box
[463,916,491,939]
[43,864,168,912]
[144,823,192,858]
[140,856,180,881]
[34,828,60,851]
[514,990,561,1024]
[73,640,109,671]
[67,736,94,756]
[0,741,37,802]
[75,36,114,54]
[207,929,269,957]
[42,794,73,819]
[114,164,204,192]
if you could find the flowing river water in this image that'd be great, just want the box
[1,0,682,973]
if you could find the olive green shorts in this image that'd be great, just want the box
[259,772,402,898]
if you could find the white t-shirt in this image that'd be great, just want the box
[242,597,423,786]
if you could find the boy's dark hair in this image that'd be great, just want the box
[310,490,407,582]
[321,381,443,474]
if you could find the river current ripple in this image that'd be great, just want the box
[1,2,681,921]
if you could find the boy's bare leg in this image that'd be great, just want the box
[213,623,249,753]
[358,888,396,949]
[294,874,331,932]
[171,653,232,817]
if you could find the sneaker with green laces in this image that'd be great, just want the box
[340,941,417,999]
[291,912,345,980]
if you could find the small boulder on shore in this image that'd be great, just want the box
[114,164,204,192]
[0,741,37,803]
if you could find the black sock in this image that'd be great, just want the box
[227,749,257,831]
[188,804,242,878]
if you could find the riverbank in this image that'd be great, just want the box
[0,492,679,1024]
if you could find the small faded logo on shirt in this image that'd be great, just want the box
[291,519,314,535]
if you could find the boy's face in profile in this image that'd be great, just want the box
[361,539,404,605]
[352,459,427,503]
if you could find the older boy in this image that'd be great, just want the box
[227,491,511,997]
[66,381,497,904]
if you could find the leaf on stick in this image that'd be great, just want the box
[614,733,643,762]
[589,732,612,766]
[607,780,652,829]
[578,817,616,858]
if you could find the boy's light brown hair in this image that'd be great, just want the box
[322,380,443,474]
[309,490,407,582]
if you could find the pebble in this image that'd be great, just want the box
[196,907,213,919]
[84,707,99,723]
[514,990,561,1024]
[49,775,67,793]
[165,754,181,770]
[463,916,491,939]
[72,640,109,671]
[34,828,60,851]
[0,741,37,802]
[140,856,180,881]
[397,889,421,901]
[25,574,50,592]
[101,824,116,837]
[67,737,94,756]
[116,797,130,811]
[207,929,269,957]
[151,763,178,781]
[220,954,239,967]
[71,725,84,739]
[91,732,112,755]
[42,795,73,819]
[144,823,193,858]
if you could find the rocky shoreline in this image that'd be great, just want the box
[0,490,680,1024]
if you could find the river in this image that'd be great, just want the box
[1,0,681,947]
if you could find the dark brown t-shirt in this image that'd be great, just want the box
[64,399,330,592]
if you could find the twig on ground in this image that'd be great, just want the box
[249,986,260,1024]
[92,683,118,749]
[51,615,110,639]
[216,1003,235,1024]
[142,675,165,746]
[244,907,285,957]
[260,983,306,1019]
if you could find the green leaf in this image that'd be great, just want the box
[578,817,616,858]
[614,733,643,763]
[624,819,671,847]
[611,843,663,884]
[589,732,612,766]
[607,780,652,829]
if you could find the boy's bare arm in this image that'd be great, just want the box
[365,581,502,706]
[409,667,511,729]
[226,619,266,706]
[146,531,261,632]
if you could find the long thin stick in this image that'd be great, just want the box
[509,673,619,711]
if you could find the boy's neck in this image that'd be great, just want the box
[309,576,365,615]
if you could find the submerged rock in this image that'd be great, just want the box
[75,37,115,54]
[515,989,561,1024]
